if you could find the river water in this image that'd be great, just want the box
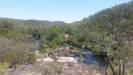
[74,52,107,67]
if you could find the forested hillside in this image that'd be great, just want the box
[75,2,133,75]
[0,1,133,75]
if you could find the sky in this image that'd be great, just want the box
[0,0,131,23]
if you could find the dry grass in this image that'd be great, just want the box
[5,61,96,75]
[0,63,9,75]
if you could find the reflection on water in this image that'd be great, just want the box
[84,55,106,67]
[74,52,107,67]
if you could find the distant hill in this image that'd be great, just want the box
[0,17,67,26]
[0,2,133,30]
[77,1,133,32]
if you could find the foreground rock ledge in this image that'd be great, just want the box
[5,61,98,75]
